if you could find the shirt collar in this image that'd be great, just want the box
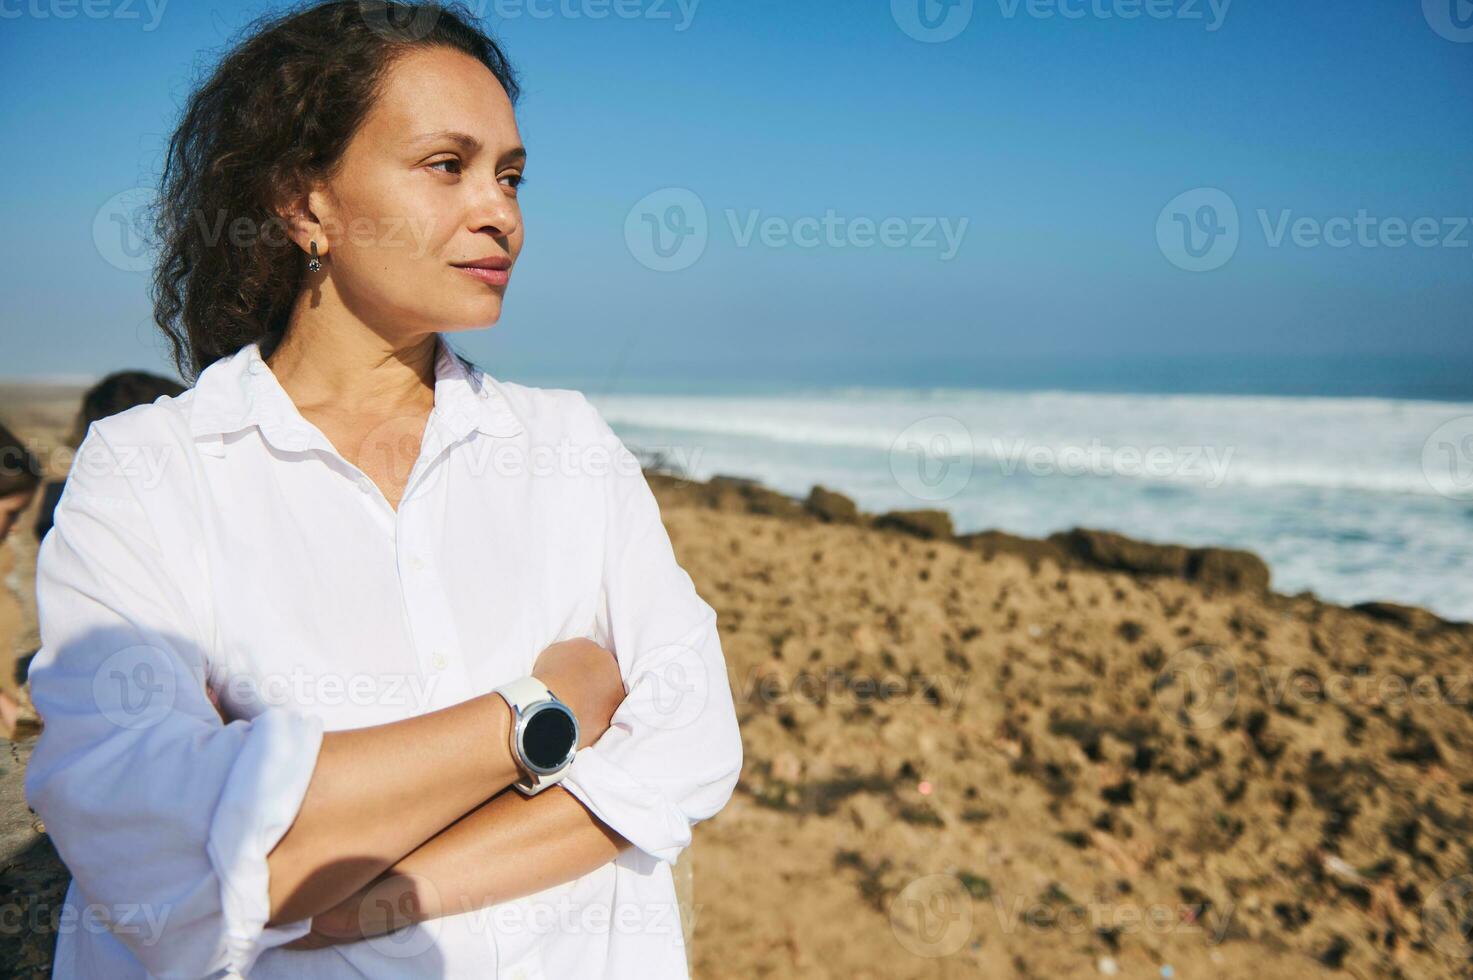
[187,333,524,455]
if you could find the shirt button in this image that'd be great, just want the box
[432,653,448,670]
[479,389,489,400]
[410,556,425,571]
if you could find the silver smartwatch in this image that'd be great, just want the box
[492,676,580,796]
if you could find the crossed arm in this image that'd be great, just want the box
[25,406,741,976]
[197,637,633,947]
[283,784,631,949]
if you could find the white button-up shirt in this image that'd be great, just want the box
[24,334,744,979]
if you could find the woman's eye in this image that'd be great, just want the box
[500,173,526,190]
[428,158,462,175]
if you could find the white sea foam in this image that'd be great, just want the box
[590,386,1473,619]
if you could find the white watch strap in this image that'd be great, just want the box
[495,675,554,712]
[494,675,573,796]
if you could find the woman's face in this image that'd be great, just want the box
[301,45,526,337]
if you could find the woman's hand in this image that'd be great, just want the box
[532,638,624,749]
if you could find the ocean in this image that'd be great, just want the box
[580,384,1473,622]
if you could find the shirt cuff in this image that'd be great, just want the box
[559,747,693,865]
[205,707,326,972]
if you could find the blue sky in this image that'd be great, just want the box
[2,0,1471,395]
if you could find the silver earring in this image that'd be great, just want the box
[307,240,322,272]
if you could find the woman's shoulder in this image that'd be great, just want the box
[80,387,197,451]
[63,391,201,501]
[476,372,616,444]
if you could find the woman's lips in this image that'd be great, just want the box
[455,265,510,286]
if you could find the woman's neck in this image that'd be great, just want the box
[266,316,439,419]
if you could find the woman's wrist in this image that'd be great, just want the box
[475,690,522,787]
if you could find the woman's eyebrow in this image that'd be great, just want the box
[404,130,527,162]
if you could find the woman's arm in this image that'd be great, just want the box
[284,785,630,948]
[24,425,628,977]
[551,395,746,864]
[265,636,626,928]
[261,690,519,927]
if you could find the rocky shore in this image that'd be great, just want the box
[3,448,1472,978]
[646,469,1473,979]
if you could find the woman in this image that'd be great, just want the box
[24,3,743,977]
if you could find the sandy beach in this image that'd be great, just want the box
[3,383,1472,978]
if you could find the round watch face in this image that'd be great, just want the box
[522,705,578,771]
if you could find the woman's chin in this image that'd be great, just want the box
[438,304,506,332]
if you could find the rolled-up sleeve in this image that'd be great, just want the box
[558,393,745,866]
[22,429,325,979]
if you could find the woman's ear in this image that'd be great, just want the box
[273,185,330,259]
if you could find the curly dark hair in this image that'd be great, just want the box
[150,0,521,381]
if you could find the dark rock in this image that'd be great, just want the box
[873,509,954,540]
[1351,601,1448,633]
[653,473,808,519]
[1187,547,1271,592]
[710,473,762,488]
[955,530,1071,570]
[1049,529,1191,578]
[709,476,806,519]
[1048,528,1270,593]
[805,485,861,524]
